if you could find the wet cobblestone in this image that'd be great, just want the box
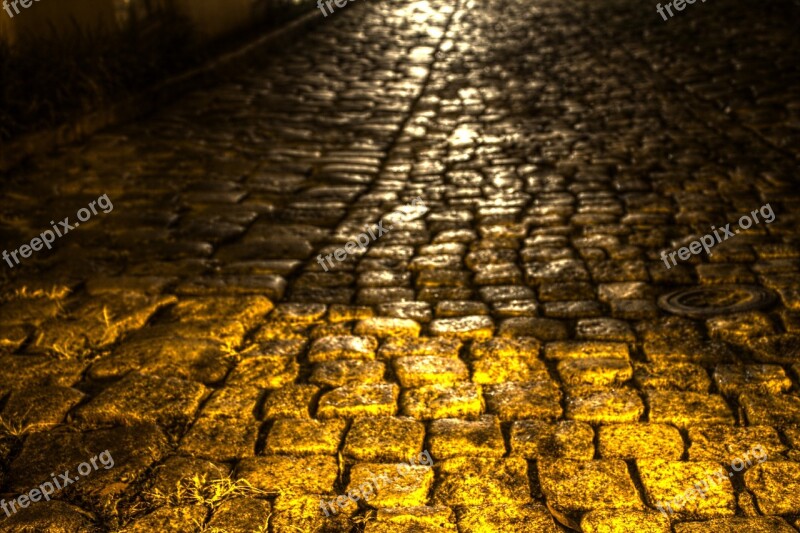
[0,0,799,530]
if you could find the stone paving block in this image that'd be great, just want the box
[0,500,97,532]
[118,505,207,532]
[365,506,457,533]
[647,391,734,428]
[539,281,595,302]
[429,316,494,340]
[174,275,286,300]
[344,416,425,462]
[317,383,399,419]
[707,312,775,345]
[435,300,489,318]
[471,356,548,385]
[359,288,416,305]
[672,516,797,533]
[379,337,463,359]
[428,416,505,460]
[566,389,644,424]
[273,492,356,531]
[632,362,711,392]
[240,339,307,359]
[434,457,531,506]
[687,425,785,462]
[581,509,670,533]
[492,299,539,318]
[744,461,800,515]
[576,318,636,342]
[741,392,800,425]
[610,299,659,320]
[598,424,684,460]
[558,358,632,388]
[456,504,559,532]
[356,317,421,338]
[498,317,570,340]
[377,301,432,323]
[545,341,630,361]
[538,459,642,513]
[598,282,652,302]
[272,302,327,324]
[262,384,320,419]
[146,455,228,502]
[179,416,259,462]
[308,335,378,362]
[510,420,594,460]
[237,455,338,495]
[227,353,299,389]
[199,386,261,419]
[469,337,541,360]
[637,460,736,519]
[8,423,169,512]
[169,295,274,326]
[266,418,346,456]
[643,339,735,365]
[328,304,374,323]
[484,381,561,421]
[309,322,353,339]
[401,383,484,420]
[76,372,207,428]
[1,385,85,429]
[88,335,231,385]
[252,320,308,341]
[543,300,604,319]
[348,463,434,508]
[0,355,85,390]
[747,334,800,364]
[394,356,468,387]
[525,259,590,284]
[311,359,386,387]
[207,497,272,533]
[479,286,535,303]
[418,287,473,302]
[31,293,177,355]
[714,364,792,396]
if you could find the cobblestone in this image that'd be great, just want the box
[0,0,798,529]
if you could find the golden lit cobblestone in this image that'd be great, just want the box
[401,383,484,420]
[266,419,346,455]
[348,463,433,507]
[428,416,505,459]
[317,383,399,419]
[344,416,425,462]
[510,420,594,459]
[538,459,643,513]
[435,457,531,506]
[598,423,684,460]
[638,460,736,519]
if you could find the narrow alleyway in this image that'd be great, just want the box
[0,0,799,531]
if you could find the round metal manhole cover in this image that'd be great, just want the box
[658,285,777,318]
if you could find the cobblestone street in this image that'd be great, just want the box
[0,0,799,531]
